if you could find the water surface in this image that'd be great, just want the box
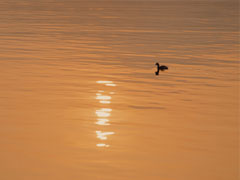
[0,0,239,180]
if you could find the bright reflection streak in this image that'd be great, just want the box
[96,108,112,118]
[96,111,110,118]
[97,81,113,84]
[96,81,116,87]
[106,83,116,87]
[96,118,110,126]
[96,80,116,148]
[100,100,111,104]
[96,95,111,100]
[101,108,112,112]
[96,131,115,140]
[97,144,109,147]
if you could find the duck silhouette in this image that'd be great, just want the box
[155,63,168,75]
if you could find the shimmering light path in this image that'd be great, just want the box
[95,81,116,147]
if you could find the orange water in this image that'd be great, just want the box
[0,1,239,180]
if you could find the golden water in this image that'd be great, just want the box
[0,0,239,179]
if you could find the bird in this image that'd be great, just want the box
[155,63,168,75]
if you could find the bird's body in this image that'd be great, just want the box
[155,63,168,75]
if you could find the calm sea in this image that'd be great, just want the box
[0,0,239,180]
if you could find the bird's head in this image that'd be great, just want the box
[155,62,159,66]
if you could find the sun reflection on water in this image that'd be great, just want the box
[99,100,111,104]
[106,83,116,87]
[95,108,111,118]
[96,131,115,140]
[96,144,109,147]
[95,118,110,126]
[97,81,117,87]
[96,95,111,101]
[95,80,116,148]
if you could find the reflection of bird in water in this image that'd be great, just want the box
[155,63,168,75]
